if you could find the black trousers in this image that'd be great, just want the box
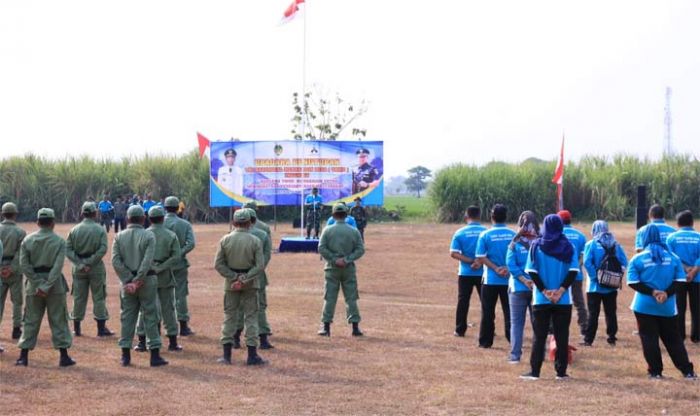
[114,217,127,233]
[478,284,510,347]
[634,312,694,376]
[455,277,481,335]
[571,280,588,335]
[530,304,571,377]
[584,291,617,344]
[676,282,700,342]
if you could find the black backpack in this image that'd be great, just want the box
[597,243,624,289]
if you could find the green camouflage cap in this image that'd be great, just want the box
[332,203,348,214]
[164,196,179,208]
[81,201,97,214]
[127,204,145,218]
[244,207,257,219]
[242,201,258,210]
[233,209,251,222]
[37,208,55,219]
[148,205,165,218]
[1,202,18,215]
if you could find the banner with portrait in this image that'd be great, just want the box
[209,141,384,207]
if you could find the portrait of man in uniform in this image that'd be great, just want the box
[352,148,380,194]
[217,148,244,195]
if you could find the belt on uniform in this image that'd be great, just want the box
[2,256,13,261]
[33,266,52,273]
[77,252,95,259]
[146,270,157,276]
[230,268,250,273]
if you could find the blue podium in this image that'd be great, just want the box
[279,237,319,253]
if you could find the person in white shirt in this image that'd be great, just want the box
[217,149,244,195]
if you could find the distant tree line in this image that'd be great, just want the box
[431,154,700,223]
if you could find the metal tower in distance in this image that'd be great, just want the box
[663,86,673,156]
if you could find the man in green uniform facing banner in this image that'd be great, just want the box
[242,201,272,240]
[317,203,366,337]
[0,202,27,341]
[66,201,114,337]
[215,209,267,366]
[133,205,183,353]
[16,208,75,367]
[232,208,273,350]
[112,205,168,367]
[163,196,196,336]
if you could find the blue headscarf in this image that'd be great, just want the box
[591,220,616,249]
[530,214,573,263]
[640,224,668,265]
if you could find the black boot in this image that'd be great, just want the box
[168,335,183,352]
[59,348,76,367]
[134,335,147,352]
[317,322,331,337]
[352,322,364,337]
[150,348,169,367]
[259,334,274,349]
[96,319,115,337]
[233,329,242,349]
[12,326,21,340]
[246,346,267,366]
[121,348,131,367]
[73,320,82,337]
[15,348,28,366]
[217,343,232,365]
[179,320,194,336]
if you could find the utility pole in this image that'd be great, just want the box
[663,86,673,156]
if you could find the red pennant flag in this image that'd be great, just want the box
[281,0,304,24]
[552,136,565,210]
[197,132,210,159]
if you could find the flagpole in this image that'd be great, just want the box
[299,0,308,237]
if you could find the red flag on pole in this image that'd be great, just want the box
[281,0,305,24]
[197,132,210,159]
[552,136,565,211]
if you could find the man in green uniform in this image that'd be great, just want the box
[0,202,27,340]
[242,201,272,240]
[214,209,266,366]
[112,205,167,367]
[66,201,114,337]
[163,196,196,336]
[318,203,366,337]
[133,205,183,353]
[232,208,273,349]
[16,208,75,367]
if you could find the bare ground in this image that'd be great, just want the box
[0,221,698,415]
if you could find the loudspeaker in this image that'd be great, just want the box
[636,185,647,230]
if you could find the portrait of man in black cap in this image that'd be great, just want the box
[352,148,380,194]
[217,148,244,195]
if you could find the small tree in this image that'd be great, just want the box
[405,166,432,198]
[290,88,368,140]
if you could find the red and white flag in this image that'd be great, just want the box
[552,136,565,211]
[197,132,210,159]
[281,0,304,24]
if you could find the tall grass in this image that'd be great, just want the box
[431,154,700,222]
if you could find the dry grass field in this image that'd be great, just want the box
[1,221,698,415]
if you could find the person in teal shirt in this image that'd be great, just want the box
[305,187,323,239]
[666,210,700,343]
[327,213,357,228]
[558,210,588,337]
[520,214,579,380]
[635,204,676,252]
[475,204,515,348]
[450,206,486,337]
[506,211,538,363]
[627,225,695,379]
[581,220,628,346]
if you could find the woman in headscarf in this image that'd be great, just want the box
[627,225,696,379]
[520,214,579,380]
[581,220,628,346]
[505,211,539,364]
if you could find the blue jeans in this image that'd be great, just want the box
[509,290,533,361]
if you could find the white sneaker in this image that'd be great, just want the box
[520,372,539,380]
[507,358,520,364]
[555,374,571,381]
